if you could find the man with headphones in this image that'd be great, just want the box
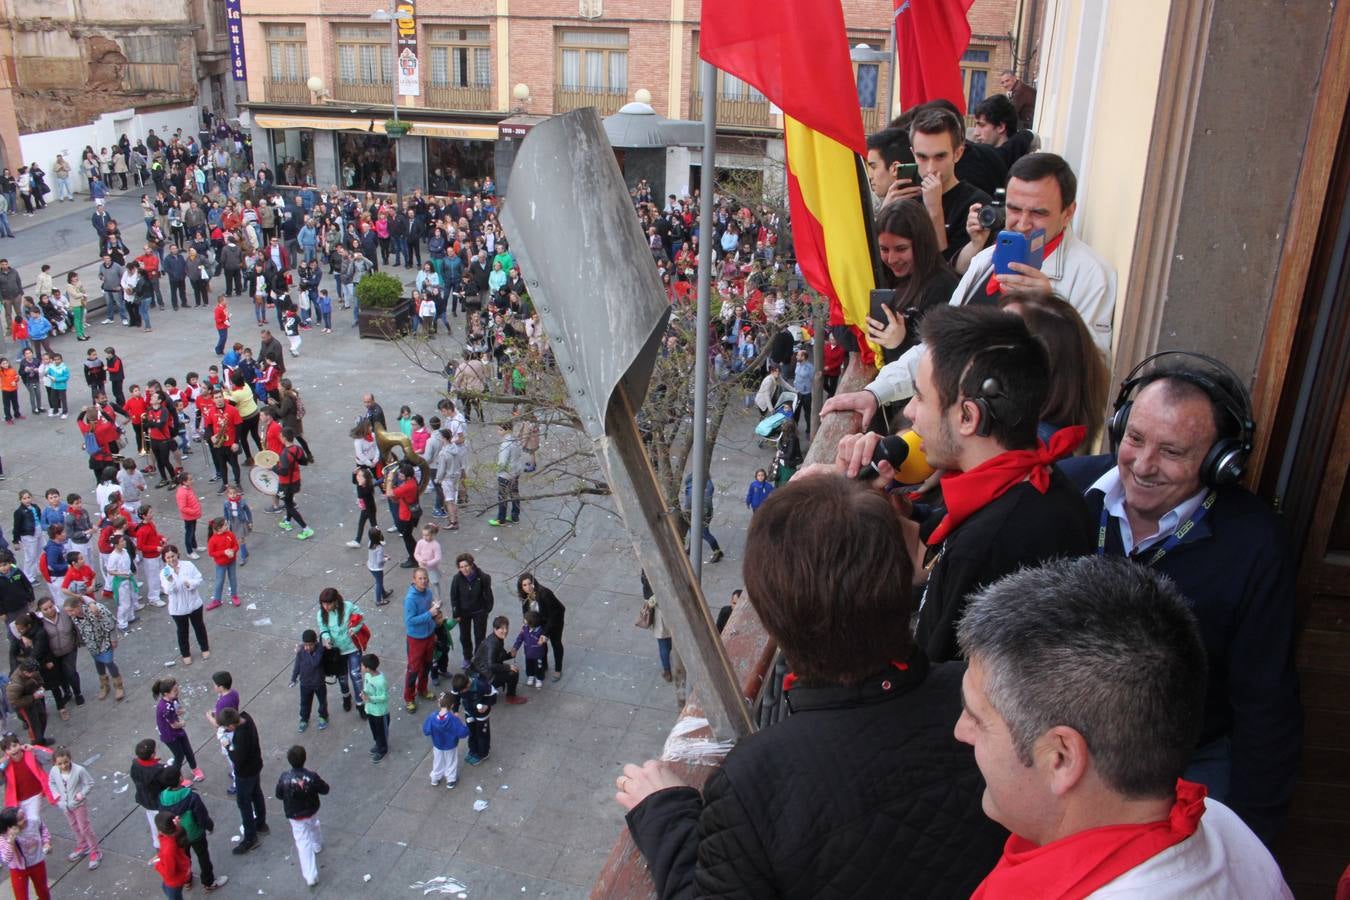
[1059,352,1302,848]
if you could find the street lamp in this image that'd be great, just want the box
[370,7,414,123]
[851,42,895,126]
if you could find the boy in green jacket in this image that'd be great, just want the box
[361,653,389,762]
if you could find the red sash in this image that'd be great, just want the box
[972,780,1207,899]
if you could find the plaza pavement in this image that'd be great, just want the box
[0,195,767,898]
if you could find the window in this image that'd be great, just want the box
[336,25,393,85]
[265,24,308,82]
[210,0,229,43]
[557,29,628,95]
[961,47,993,114]
[428,27,490,88]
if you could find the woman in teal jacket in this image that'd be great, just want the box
[316,587,367,714]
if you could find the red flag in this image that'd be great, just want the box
[896,0,975,114]
[699,0,864,154]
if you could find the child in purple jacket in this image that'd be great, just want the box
[511,611,548,690]
[152,678,204,782]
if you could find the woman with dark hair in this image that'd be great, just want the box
[386,462,422,566]
[866,198,960,362]
[516,573,565,681]
[317,588,367,714]
[615,475,1005,898]
[1000,290,1110,449]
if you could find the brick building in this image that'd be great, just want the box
[239,0,1032,198]
[0,0,242,176]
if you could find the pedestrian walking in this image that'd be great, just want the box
[47,746,101,869]
[274,745,328,889]
[422,693,469,789]
[216,707,268,854]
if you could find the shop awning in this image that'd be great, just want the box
[254,114,498,141]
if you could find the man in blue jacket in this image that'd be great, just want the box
[402,567,439,713]
[1058,352,1301,848]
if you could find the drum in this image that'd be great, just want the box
[252,449,280,469]
[249,466,279,496]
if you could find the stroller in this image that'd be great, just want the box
[755,392,797,447]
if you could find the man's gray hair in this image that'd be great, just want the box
[956,556,1206,799]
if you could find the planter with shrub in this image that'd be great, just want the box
[355,271,411,339]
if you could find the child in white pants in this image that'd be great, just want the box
[104,532,138,631]
[275,745,328,888]
[421,693,470,789]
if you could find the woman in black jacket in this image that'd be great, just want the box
[615,475,1006,899]
[517,573,565,681]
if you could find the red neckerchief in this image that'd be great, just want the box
[972,780,1207,900]
[926,426,1085,546]
[985,231,1066,296]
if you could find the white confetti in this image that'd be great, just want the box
[363,874,372,882]
[246,603,257,610]
[253,618,272,626]
[164,661,176,667]
[472,799,488,811]
[113,784,129,794]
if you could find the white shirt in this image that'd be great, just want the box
[866,229,1118,406]
[1089,798,1292,898]
[1089,467,1208,556]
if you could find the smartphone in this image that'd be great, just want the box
[894,162,921,187]
[869,288,897,324]
[993,228,1046,276]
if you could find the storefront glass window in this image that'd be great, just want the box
[271,128,316,185]
[425,138,494,195]
[337,133,396,192]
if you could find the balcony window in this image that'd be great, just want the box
[335,25,393,103]
[264,23,309,102]
[426,26,492,110]
[555,28,628,114]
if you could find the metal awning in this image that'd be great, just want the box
[253,114,372,131]
[254,113,499,141]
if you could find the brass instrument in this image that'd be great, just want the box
[374,427,432,492]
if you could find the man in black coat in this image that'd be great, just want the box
[218,708,268,853]
[617,476,1005,898]
[1058,358,1301,847]
[449,553,494,666]
[258,330,285,376]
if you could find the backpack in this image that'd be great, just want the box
[83,428,101,456]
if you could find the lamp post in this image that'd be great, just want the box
[370,7,413,123]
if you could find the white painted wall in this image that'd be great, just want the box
[18,104,202,192]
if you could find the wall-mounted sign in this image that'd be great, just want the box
[225,0,247,82]
[396,0,419,97]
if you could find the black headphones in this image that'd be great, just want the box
[1107,351,1254,488]
[967,345,1021,439]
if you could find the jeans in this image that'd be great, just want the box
[233,773,267,842]
[215,328,228,355]
[0,211,12,237]
[55,176,73,201]
[213,560,238,600]
[371,567,385,599]
[351,293,360,326]
[183,520,198,555]
[393,236,408,265]
[138,297,152,328]
[657,636,672,673]
[299,683,328,722]
[104,289,125,321]
[496,476,520,522]
[338,650,364,704]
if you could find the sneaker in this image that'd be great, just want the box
[430,777,440,786]
[432,508,448,518]
[192,768,205,782]
[371,752,385,763]
[278,520,294,531]
[187,552,200,560]
[533,678,543,690]
[398,558,416,569]
[296,527,314,540]
[464,754,482,766]
[255,824,270,835]
[342,694,352,712]
[422,690,435,700]
[447,779,457,790]
[487,518,503,527]
[67,849,88,862]
[710,549,725,563]
[231,595,240,607]
[148,597,166,607]
[317,718,328,730]
[405,701,416,712]
[205,875,229,892]
[205,599,223,611]
[88,852,101,870]
[231,839,257,855]
[298,720,308,733]
[345,539,361,548]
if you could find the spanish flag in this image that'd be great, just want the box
[700,0,876,354]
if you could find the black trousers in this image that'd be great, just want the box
[151,438,174,481]
[457,613,488,663]
[211,445,241,485]
[172,608,209,657]
[169,279,187,309]
[367,711,389,753]
[467,718,490,757]
[545,628,565,673]
[18,700,47,743]
[299,683,328,722]
[280,483,306,529]
[189,834,217,887]
[233,773,267,841]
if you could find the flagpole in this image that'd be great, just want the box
[690,60,717,582]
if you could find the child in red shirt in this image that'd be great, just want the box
[152,811,192,897]
[205,517,239,609]
[135,506,167,607]
[174,474,201,559]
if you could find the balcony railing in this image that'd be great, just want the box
[861,106,888,133]
[689,93,775,129]
[425,83,493,112]
[334,80,394,104]
[264,78,310,104]
[554,86,627,116]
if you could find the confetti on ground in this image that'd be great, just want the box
[410,876,467,895]
[246,603,258,610]
[253,618,272,626]
[472,799,488,811]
